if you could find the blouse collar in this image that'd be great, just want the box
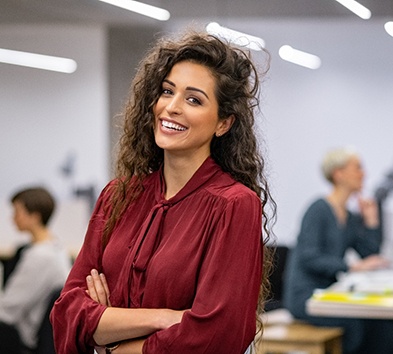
[156,156,222,205]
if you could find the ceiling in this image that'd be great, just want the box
[1,0,393,28]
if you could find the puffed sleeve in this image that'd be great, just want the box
[143,190,263,353]
[50,182,114,354]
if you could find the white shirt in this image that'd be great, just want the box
[0,239,72,349]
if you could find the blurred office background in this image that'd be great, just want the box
[1,0,392,257]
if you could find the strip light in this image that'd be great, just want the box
[0,48,77,73]
[98,0,170,21]
[279,45,321,70]
[385,21,393,38]
[206,22,265,51]
[334,0,372,20]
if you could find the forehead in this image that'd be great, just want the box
[13,200,28,212]
[167,61,216,87]
[343,156,361,168]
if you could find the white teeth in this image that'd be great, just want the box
[161,120,186,131]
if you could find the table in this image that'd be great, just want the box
[306,269,393,319]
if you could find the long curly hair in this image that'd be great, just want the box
[105,29,276,344]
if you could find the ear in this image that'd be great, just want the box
[331,168,343,185]
[30,211,43,226]
[215,115,235,137]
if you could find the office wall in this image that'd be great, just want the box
[245,18,393,246]
[0,24,109,198]
[166,18,393,247]
[1,18,392,253]
[107,26,161,164]
[0,24,109,252]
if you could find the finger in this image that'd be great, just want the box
[86,275,98,302]
[99,273,111,306]
[90,269,108,304]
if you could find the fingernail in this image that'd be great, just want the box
[91,269,98,275]
[87,275,92,282]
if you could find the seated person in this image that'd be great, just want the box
[0,187,72,354]
[2,243,30,287]
[283,147,393,354]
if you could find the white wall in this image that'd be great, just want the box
[1,17,392,254]
[0,24,109,253]
[0,24,109,199]
[225,18,393,246]
[168,17,393,246]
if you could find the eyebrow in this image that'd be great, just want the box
[163,79,210,100]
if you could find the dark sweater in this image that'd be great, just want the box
[283,198,382,319]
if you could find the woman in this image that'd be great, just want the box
[50,30,275,354]
[0,187,71,354]
[283,147,392,354]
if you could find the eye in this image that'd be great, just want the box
[161,87,173,96]
[187,96,202,105]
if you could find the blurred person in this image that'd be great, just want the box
[0,187,72,354]
[283,147,393,354]
[50,29,276,354]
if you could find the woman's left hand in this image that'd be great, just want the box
[350,254,391,272]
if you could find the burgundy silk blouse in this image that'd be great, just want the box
[50,157,263,354]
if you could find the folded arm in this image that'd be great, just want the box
[86,269,186,348]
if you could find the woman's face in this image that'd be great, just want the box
[153,61,229,162]
[12,201,35,231]
[336,156,364,192]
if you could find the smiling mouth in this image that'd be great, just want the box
[161,120,187,131]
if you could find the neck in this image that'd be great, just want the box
[163,153,208,199]
[327,185,354,207]
[31,225,52,244]
[326,187,353,224]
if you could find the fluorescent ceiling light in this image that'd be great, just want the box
[0,48,77,73]
[334,0,371,20]
[98,0,170,21]
[279,45,321,70]
[206,22,265,51]
[385,21,393,37]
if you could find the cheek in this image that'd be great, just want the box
[14,217,24,230]
[153,98,164,114]
[152,105,159,129]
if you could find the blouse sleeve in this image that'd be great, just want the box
[50,183,114,354]
[143,191,263,354]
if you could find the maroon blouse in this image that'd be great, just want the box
[50,157,263,353]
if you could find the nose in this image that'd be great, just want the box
[165,94,182,115]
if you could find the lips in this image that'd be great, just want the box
[161,119,187,132]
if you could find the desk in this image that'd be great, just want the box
[306,269,393,319]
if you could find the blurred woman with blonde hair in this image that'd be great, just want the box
[284,146,392,354]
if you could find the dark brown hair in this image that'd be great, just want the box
[105,29,276,341]
[11,187,56,226]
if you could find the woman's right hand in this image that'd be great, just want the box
[86,268,189,349]
[86,269,188,328]
[86,268,111,306]
[358,198,380,229]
